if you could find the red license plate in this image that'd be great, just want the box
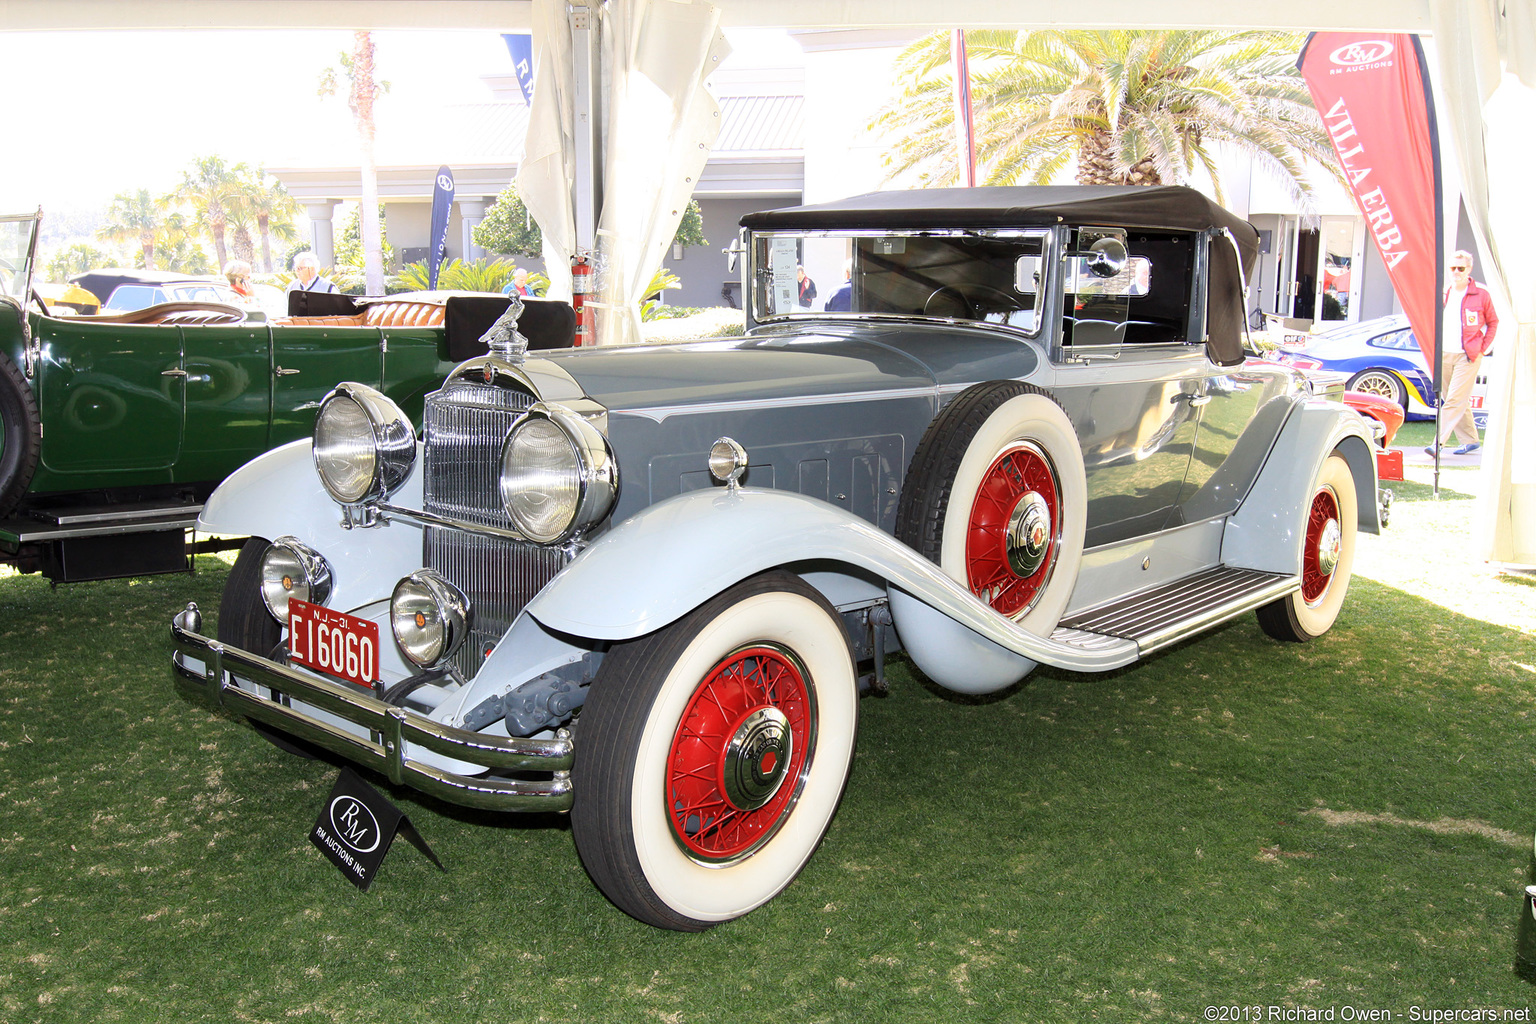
[289,598,380,691]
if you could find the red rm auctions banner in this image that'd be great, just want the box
[1298,34,1444,387]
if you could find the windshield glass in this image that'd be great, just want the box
[750,229,1049,333]
[0,212,41,301]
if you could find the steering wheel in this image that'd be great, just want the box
[922,286,975,319]
[30,287,50,317]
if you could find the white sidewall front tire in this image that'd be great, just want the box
[629,588,858,923]
[937,393,1087,635]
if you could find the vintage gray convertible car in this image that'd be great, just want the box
[171,186,1381,930]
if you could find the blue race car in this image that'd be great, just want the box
[1273,315,1435,419]
[1273,314,1494,427]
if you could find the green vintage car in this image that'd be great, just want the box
[1,210,565,582]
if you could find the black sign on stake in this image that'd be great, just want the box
[310,767,443,890]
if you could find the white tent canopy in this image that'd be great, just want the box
[7,0,1533,565]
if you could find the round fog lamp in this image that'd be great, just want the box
[390,570,472,669]
[259,537,333,623]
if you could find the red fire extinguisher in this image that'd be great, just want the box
[571,255,593,347]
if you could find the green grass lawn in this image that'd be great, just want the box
[2,457,1534,1022]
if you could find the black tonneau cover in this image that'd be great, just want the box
[742,185,1258,367]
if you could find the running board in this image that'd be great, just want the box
[1052,566,1296,656]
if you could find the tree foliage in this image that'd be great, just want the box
[396,257,548,295]
[97,190,162,270]
[46,244,109,283]
[873,29,1342,209]
[474,184,707,257]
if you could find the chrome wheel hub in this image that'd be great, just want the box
[1005,491,1053,577]
[721,707,793,811]
[1316,519,1342,577]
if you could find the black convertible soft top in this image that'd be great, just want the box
[743,185,1258,367]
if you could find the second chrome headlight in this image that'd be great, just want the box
[499,403,618,544]
[313,383,416,504]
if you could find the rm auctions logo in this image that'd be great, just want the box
[328,795,381,854]
[1330,40,1395,67]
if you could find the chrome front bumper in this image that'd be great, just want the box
[170,603,573,812]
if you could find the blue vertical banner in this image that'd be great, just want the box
[502,33,535,106]
[427,165,455,291]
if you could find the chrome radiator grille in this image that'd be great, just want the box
[422,384,568,678]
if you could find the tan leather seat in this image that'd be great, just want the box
[360,301,446,328]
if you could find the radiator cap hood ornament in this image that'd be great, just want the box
[479,293,530,364]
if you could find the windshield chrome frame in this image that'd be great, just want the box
[1,210,42,376]
[745,226,1055,338]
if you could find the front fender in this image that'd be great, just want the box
[525,487,1138,685]
[199,439,427,614]
[1223,398,1378,577]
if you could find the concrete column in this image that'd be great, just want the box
[457,198,490,262]
[303,200,341,270]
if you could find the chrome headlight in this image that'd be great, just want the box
[391,570,472,669]
[259,537,333,623]
[313,383,416,504]
[499,402,618,544]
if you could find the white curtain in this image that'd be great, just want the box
[517,0,580,303]
[1430,0,1536,566]
[517,0,729,344]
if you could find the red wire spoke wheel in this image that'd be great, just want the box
[963,441,1061,617]
[666,644,814,861]
[572,571,858,930]
[1256,452,1359,643]
[1300,486,1342,604]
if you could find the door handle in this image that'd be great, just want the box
[1171,393,1211,407]
[161,368,187,377]
[276,366,301,376]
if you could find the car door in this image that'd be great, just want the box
[1050,227,1202,548]
[34,316,183,474]
[270,323,384,445]
[176,321,274,482]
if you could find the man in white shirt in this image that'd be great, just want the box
[1429,250,1499,457]
[286,252,339,295]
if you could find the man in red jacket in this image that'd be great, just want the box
[1429,250,1499,456]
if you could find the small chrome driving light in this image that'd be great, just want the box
[259,537,333,623]
[499,403,618,544]
[313,383,416,505]
[708,437,748,489]
[390,570,472,669]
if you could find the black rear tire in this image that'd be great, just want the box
[0,349,41,518]
[218,537,320,760]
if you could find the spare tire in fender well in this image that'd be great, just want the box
[0,347,41,518]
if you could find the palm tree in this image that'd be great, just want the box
[153,211,214,274]
[243,172,301,273]
[97,189,162,269]
[171,155,243,270]
[320,32,387,294]
[873,30,1341,208]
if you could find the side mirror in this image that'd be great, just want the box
[723,235,744,273]
[1014,255,1042,295]
[1084,236,1128,279]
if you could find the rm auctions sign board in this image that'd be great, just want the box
[310,768,441,890]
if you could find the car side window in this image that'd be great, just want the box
[1370,328,1418,351]
[1062,229,1196,348]
[103,285,162,312]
